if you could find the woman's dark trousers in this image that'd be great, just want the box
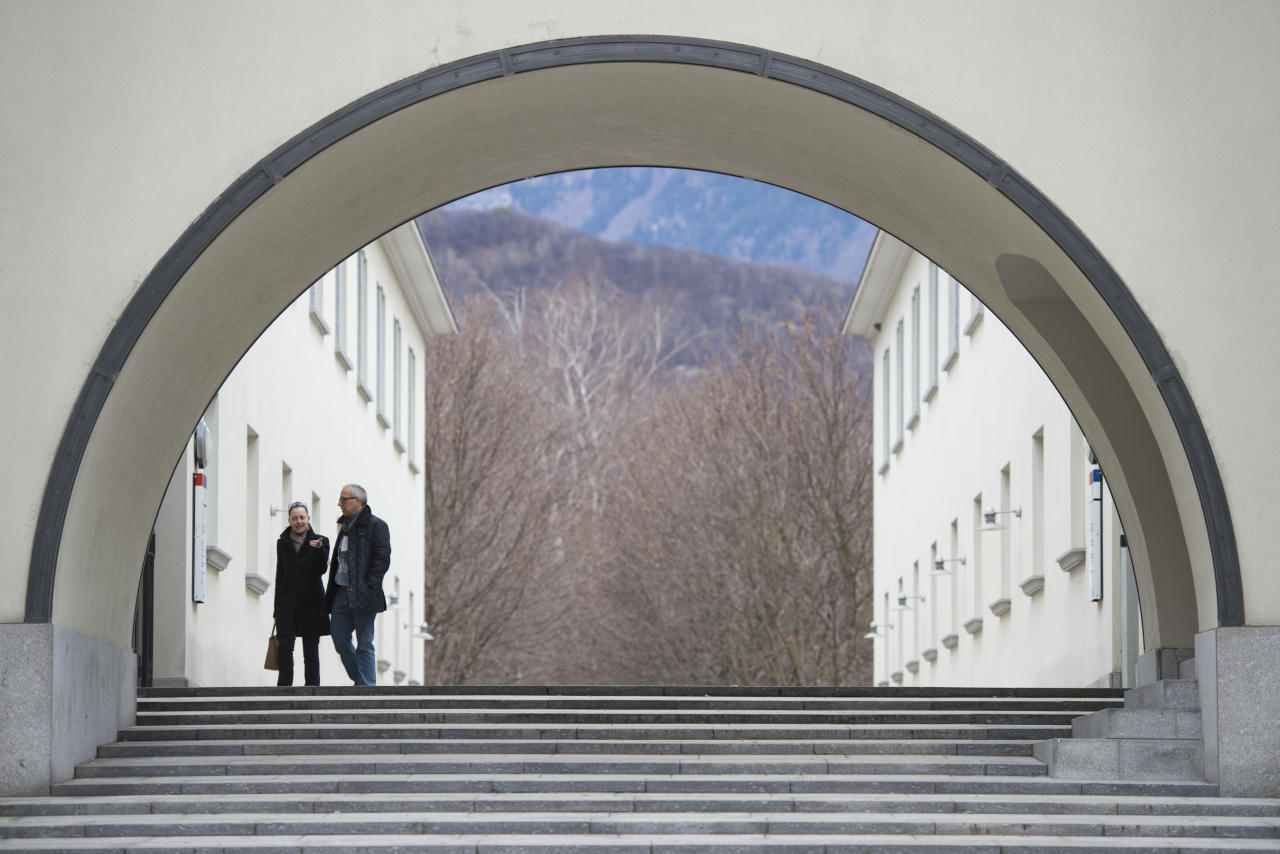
[276,634,321,686]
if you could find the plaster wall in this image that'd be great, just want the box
[868,252,1136,687]
[149,237,431,688]
[2,3,1278,642]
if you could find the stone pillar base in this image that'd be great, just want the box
[1196,626,1280,798]
[0,624,136,796]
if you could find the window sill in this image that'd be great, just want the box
[878,460,890,476]
[245,573,271,595]
[376,411,390,429]
[942,349,959,372]
[940,633,959,649]
[921,647,938,662]
[906,411,920,431]
[1019,575,1046,597]
[963,617,984,635]
[988,597,1011,617]
[923,381,938,402]
[408,459,419,475]
[357,380,373,402]
[963,309,984,336]
[1056,547,1086,572]
[892,438,904,455]
[205,546,232,572]
[393,437,405,454]
[310,308,330,335]
[335,348,354,371]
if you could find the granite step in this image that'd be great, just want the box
[1126,679,1201,711]
[132,709,1087,727]
[5,833,1280,852]
[1071,708,1202,741]
[49,772,1222,798]
[4,791,1276,818]
[136,696,1121,713]
[3,809,1278,840]
[96,738,1042,758]
[70,753,1051,779]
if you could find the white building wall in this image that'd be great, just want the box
[149,226,450,687]
[856,242,1139,689]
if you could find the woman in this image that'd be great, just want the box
[273,501,330,686]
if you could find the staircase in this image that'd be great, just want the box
[3,686,1279,851]
[1036,651,1206,782]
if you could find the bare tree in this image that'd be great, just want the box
[601,314,875,686]
[418,299,562,685]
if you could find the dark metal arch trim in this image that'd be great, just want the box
[25,35,1244,626]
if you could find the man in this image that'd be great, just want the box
[324,484,391,686]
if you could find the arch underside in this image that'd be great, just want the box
[27,37,1240,652]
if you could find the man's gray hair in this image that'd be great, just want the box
[345,484,368,506]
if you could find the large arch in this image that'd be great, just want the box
[4,3,1280,796]
[25,37,1236,655]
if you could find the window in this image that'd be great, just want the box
[909,287,920,429]
[894,320,904,452]
[964,284,985,335]
[356,251,370,398]
[334,260,352,370]
[943,273,959,370]
[308,274,329,334]
[926,264,939,399]
[881,348,891,472]
[376,286,388,426]
[407,348,417,469]
[393,319,403,450]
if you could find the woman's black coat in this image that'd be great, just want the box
[273,526,331,637]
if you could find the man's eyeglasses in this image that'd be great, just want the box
[339,495,359,502]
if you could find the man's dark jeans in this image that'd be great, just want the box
[329,588,377,686]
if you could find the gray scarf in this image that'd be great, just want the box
[336,513,357,585]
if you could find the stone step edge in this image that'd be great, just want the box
[0,832,1268,852]
[140,686,1129,698]
[4,809,1278,832]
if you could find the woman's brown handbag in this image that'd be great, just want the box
[264,622,279,671]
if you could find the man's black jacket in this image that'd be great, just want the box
[324,504,391,614]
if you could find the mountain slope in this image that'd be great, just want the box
[440,167,876,282]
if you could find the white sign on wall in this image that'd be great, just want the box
[193,472,207,603]
[1087,467,1104,602]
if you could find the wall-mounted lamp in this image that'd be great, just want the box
[930,556,965,576]
[387,592,400,610]
[414,622,435,640]
[269,504,281,516]
[977,506,1021,532]
[891,593,925,611]
[863,620,893,639]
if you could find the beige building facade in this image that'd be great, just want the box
[846,233,1141,689]
[145,222,455,688]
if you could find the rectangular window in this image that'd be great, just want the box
[393,319,403,449]
[881,348,891,472]
[909,287,920,428]
[356,251,370,398]
[895,320,904,451]
[376,286,388,426]
[1032,429,1045,577]
[944,274,959,370]
[407,348,417,469]
[926,264,939,398]
[245,428,259,581]
[964,284,985,335]
[308,275,329,334]
[334,260,352,369]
